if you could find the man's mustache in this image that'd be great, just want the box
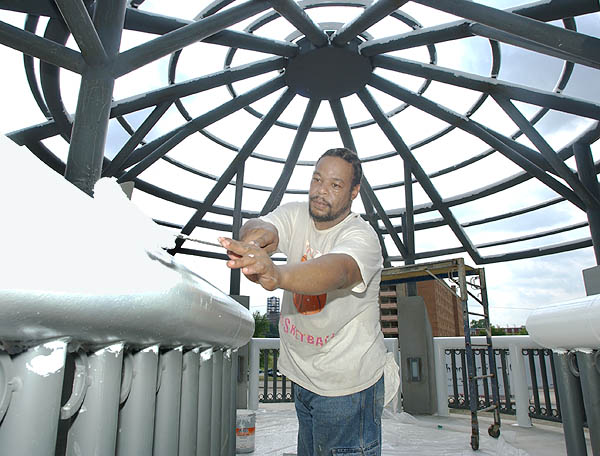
[310,196,330,207]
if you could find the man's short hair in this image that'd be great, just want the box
[318,147,362,189]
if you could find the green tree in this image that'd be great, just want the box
[491,325,507,336]
[267,320,280,338]
[253,311,270,338]
[470,319,507,336]
[518,326,529,335]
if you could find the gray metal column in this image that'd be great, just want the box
[0,339,68,456]
[64,0,127,195]
[211,350,224,456]
[67,342,125,456]
[197,348,214,456]
[116,345,159,456]
[230,350,238,456]
[232,296,250,410]
[221,349,233,456]
[574,142,600,263]
[179,348,201,456]
[576,351,600,455]
[553,351,588,456]
[153,346,183,456]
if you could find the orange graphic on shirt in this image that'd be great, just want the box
[293,244,327,315]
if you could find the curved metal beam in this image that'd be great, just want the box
[261,98,321,215]
[368,73,587,211]
[332,0,408,46]
[267,0,329,47]
[0,19,84,73]
[412,0,600,70]
[114,0,271,77]
[172,88,296,251]
[118,76,286,182]
[357,85,482,263]
[371,55,600,121]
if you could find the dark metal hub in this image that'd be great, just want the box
[285,38,372,100]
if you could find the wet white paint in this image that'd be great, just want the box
[25,341,67,377]
[95,343,125,357]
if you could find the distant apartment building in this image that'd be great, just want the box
[379,280,465,338]
[266,296,280,328]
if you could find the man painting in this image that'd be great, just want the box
[219,148,398,455]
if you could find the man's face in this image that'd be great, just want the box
[309,156,359,230]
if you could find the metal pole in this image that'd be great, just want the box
[116,345,159,456]
[508,344,532,427]
[553,351,588,456]
[180,348,201,456]
[221,349,233,455]
[230,162,245,295]
[197,348,214,456]
[67,343,125,456]
[211,350,224,456]
[248,340,260,410]
[230,350,238,456]
[576,351,600,455]
[0,339,68,456]
[153,347,183,456]
[64,0,126,195]
[573,142,600,263]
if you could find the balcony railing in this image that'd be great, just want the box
[249,335,567,429]
[0,261,254,456]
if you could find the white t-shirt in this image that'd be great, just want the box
[261,201,388,397]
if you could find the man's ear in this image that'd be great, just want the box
[351,184,360,200]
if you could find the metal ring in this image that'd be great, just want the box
[593,350,600,376]
[567,351,580,378]
[0,353,15,423]
[60,351,90,420]
[119,353,134,405]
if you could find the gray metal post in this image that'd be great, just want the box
[116,345,159,456]
[221,349,233,456]
[232,296,250,410]
[153,347,183,456]
[179,348,201,456]
[0,339,68,456]
[64,0,126,195]
[67,343,125,456]
[553,351,588,456]
[403,161,417,295]
[211,350,224,456]
[576,351,600,455]
[230,350,238,456]
[574,142,600,263]
[197,348,214,456]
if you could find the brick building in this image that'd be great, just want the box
[379,280,464,338]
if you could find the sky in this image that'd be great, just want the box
[0,2,599,327]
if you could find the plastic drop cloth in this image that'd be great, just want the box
[250,407,530,456]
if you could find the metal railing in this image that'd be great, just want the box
[0,261,254,456]
[248,338,399,409]
[435,335,561,427]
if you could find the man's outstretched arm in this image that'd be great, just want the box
[218,237,362,294]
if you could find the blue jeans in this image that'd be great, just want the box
[294,376,384,456]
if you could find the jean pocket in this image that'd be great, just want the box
[332,439,380,455]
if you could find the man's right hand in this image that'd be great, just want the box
[218,237,281,291]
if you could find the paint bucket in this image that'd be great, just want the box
[236,409,256,453]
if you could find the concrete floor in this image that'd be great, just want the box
[244,403,593,456]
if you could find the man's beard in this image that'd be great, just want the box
[309,196,351,223]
